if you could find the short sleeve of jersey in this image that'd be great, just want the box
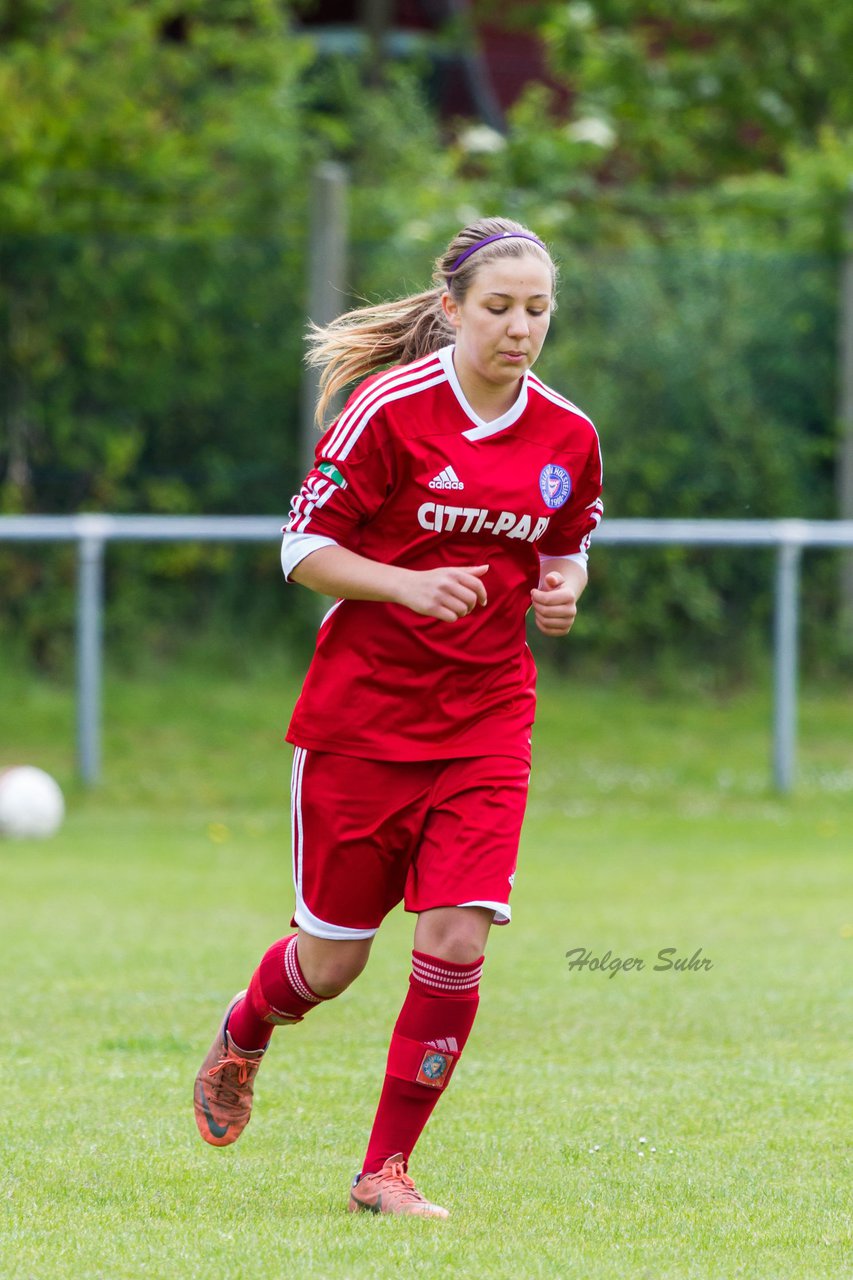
[285,400,395,549]
[536,431,604,559]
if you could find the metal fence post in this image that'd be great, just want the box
[772,538,802,794]
[76,528,105,785]
[300,162,348,480]
[837,179,853,647]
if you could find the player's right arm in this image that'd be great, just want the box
[283,398,488,622]
[291,545,489,623]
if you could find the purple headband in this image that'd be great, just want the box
[445,231,548,282]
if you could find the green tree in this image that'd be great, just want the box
[0,0,314,661]
[532,0,853,187]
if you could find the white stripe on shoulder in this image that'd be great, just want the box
[330,371,448,462]
[325,349,444,454]
[527,375,596,428]
[528,376,604,481]
[325,353,443,456]
[325,355,446,459]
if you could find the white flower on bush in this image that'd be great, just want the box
[458,125,507,155]
[567,2,595,28]
[403,220,433,242]
[566,117,616,148]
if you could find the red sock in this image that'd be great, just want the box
[361,950,483,1174]
[226,935,326,1052]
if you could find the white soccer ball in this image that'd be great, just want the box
[0,766,65,839]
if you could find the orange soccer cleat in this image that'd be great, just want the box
[193,991,265,1147]
[348,1154,449,1219]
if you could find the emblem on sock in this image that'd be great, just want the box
[417,1051,451,1088]
[386,1032,458,1091]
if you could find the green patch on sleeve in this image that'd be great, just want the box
[318,461,347,488]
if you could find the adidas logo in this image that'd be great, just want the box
[428,465,465,491]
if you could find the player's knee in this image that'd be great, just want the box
[297,941,370,998]
[429,935,485,965]
[416,907,492,964]
[308,967,361,998]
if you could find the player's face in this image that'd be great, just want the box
[442,254,553,394]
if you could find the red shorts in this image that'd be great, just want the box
[289,748,529,940]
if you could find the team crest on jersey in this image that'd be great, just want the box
[539,464,572,509]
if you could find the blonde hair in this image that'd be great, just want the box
[305,216,556,427]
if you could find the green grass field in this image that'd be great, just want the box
[1,656,851,1279]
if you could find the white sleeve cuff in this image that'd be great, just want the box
[281,531,339,581]
[538,550,588,569]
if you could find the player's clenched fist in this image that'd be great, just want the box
[530,571,578,636]
[398,564,490,622]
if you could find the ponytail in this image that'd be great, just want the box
[305,289,451,428]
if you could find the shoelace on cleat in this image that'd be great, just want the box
[208,1051,257,1088]
[371,1161,430,1206]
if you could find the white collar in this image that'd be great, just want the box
[437,345,529,440]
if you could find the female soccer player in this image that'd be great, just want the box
[194,217,604,1218]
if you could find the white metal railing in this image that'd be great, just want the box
[2,514,853,791]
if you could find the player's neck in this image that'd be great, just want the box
[452,359,524,423]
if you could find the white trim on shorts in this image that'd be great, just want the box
[458,899,512,926]
[292,897,378,941]
[290,746,379,941]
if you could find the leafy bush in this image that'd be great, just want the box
[1,2,850,674]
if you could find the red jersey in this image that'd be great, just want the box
[283,345,603,763]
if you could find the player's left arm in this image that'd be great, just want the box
[530,558,588,637]
[532,428,604,637]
